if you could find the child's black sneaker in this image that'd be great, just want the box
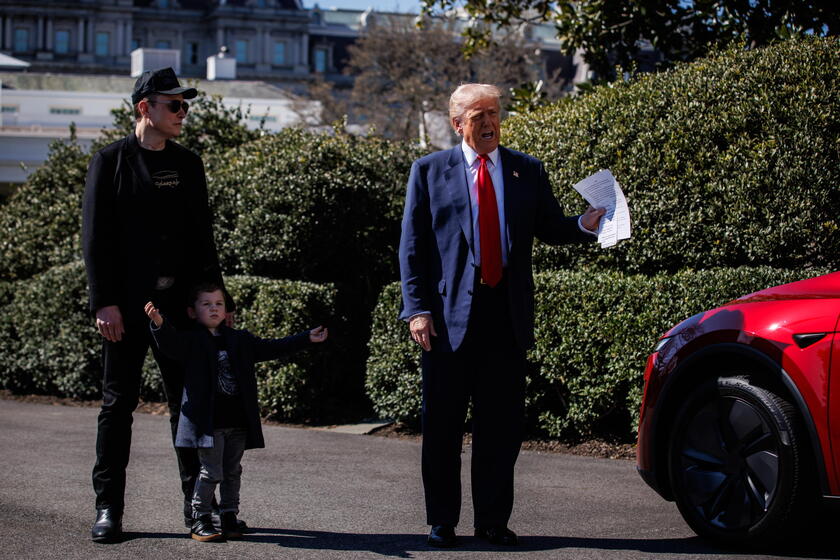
[220,512,243,539]
[191,514,222,542]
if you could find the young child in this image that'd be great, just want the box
[145,282,327,542]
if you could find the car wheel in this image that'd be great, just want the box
[668,376,805,546]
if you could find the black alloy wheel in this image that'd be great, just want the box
[668,376,805,546]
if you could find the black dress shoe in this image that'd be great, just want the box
[220,512,243,539]
[191,514,223,542]
[428,525,457,548]
[91,508,122,543]
[475,525,518,546]
[185,512,248,532]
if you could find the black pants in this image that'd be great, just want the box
[421,276,527,528]
[91,285,199,517]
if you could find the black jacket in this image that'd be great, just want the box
[82,132,223,319]
[151,321,312,450]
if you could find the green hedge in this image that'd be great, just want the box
[209,127,422,289]
[503,37,840,275]
[0,136,88,281]
[209,128,424,414]
[366,266,830,438]
[0,261,344,422]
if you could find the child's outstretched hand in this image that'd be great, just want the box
[144,301,164,328]
[309,326,328,343]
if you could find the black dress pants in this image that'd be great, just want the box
[420,276,527,528]
[91,285,199,517]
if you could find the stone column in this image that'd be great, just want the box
[77,18,85,52]
[216,27,224,51]
[86,19,94,54]
[34,16,42,50]
[115,22,123,55]
[300,33,308,68]
[46,18,53,50]
[126,20,133,52]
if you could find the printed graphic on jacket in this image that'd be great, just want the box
[216,350,240,396]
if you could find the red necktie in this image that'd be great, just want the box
[477,154,502,287]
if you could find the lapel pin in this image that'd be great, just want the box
[513,170,519,178]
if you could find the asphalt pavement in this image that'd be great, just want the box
[0,398,836,560]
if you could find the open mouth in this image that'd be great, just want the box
[481,131,494,140]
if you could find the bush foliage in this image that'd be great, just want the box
[0,262,342,422]
[0,133,88,281]
[209,127,422,289]
[366,267,830,438]
[503,37,840,275]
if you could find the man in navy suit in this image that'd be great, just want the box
[399,83,604,548]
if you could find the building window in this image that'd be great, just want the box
[313,46,328,73]
[49,107,82,115]
[155,40,171,49]
[131,39,140,51]
[273,42,286,65]
[13,28,29,53]
[249,115,277,123]
[235,39,248,63]
[1,105,19,113]
[187,42,199,65]
[159,0,170,7]
[55,30,71,54]
[95,32,110,56]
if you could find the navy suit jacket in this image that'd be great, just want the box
[398,145,591,352]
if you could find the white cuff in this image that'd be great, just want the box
[578,215,597,236]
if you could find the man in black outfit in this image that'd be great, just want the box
[83,67,230,542]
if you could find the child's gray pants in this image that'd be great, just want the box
[192,428,248,517]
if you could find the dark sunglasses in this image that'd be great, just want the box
[148,99,190,114]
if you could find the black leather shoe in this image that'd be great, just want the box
[427,525,457,548]
[91,508,122,543]
[191,515,222,542]
[220,512,243,539]
[475,526,518,546]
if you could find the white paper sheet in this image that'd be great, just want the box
[571,169,632,248]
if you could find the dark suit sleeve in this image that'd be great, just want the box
[149,320,191,363]
[82,150,119,313]
[398,160,433,320]
[250,331,311,363]
[532,161,592,246]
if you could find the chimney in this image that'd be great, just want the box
[131,48,181,77]
[207,46,237,80]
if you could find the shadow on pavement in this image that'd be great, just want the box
[110,527,838,558]
[239,528,725,557]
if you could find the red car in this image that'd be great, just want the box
[636,271,840,545]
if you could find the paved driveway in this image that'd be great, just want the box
[0,399,835,559]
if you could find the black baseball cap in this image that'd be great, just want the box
[131,67,197,104]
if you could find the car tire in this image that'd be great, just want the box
[668,375,806,546]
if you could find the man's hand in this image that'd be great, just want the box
[581,205,606,233]
[309,325,328,343]
[95,305,125,342]
[409,314,437,352]
[144,302,163,328]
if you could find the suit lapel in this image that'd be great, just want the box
[441,146,475,257]
[500,147,519,254]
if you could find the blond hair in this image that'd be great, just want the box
[448,83,502,125]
